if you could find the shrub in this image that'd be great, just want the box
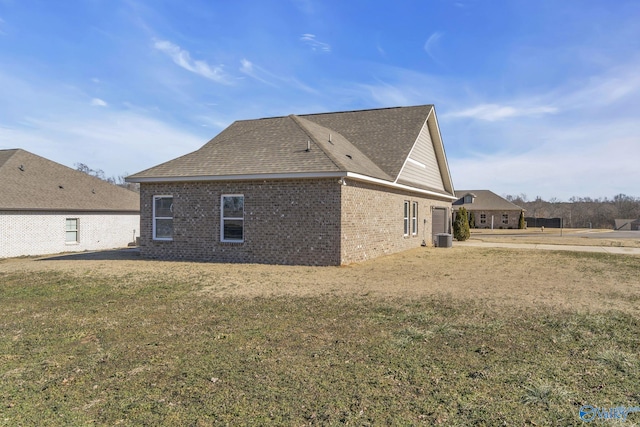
[518,210,526,229]
[453,207,471,241]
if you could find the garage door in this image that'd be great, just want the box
[431,207,448,243]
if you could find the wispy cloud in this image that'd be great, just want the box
[424,32,443,64]
[90,98,108,107]
[445,103,558,121]
[153,39,232,84]
[239,58,253,75]
[450,125,639,200]
[1,111,206,177]
[300,34,331,52]
[239,57,318,94]
[357,81,412,107]
[553,64,640,111]
[239,58,275,86]
[443,59,640,123]
[441,59,640,199]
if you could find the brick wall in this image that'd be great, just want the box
[139,179,342,265]
[0,211,139,258]
[140,178,452,266]
[466,210,522,229]
[340,179,452,264]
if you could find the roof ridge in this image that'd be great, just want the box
[299,104,433,118]
[294,115,393,180]
[289,114,345,171]
[0,149,19,169]
[232,104,434,122]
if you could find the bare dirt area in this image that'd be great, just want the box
[2,243,639,315]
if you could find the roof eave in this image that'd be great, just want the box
[125,171,349,183]
[347,172,457,201]
[126,170,456,200]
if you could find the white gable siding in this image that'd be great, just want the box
[0,211,139,258]
[396,120,445,191]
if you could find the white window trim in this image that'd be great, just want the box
[411,202,418,235]
[403,201,410,236]
[65,218,79,244]
[153,195,173,241]
[221,194,245,243]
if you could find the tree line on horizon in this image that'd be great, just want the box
[75,163,140,193]
[504,193,640,229]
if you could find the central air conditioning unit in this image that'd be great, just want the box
[436,233,452,248]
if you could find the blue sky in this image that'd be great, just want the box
[1,0,638,201]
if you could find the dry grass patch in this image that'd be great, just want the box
[1,246,640,425]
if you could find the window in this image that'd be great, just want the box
[480,214,486,224]
[464,195,472,204]
[153,196,173,240]
[403,201,410,236]
[502,214,509,224]
[65,218,78,243]
[411,202,418,235]
[221,195,244,242]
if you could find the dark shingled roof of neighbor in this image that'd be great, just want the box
[0,149,140,212]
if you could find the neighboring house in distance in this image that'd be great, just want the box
[614,219,640,231]
[453,190,524,229]
[0,149,140,258]
[126,105,457,266]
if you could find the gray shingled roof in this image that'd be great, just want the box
[453,190,524,211]
[302,105,433,178]
[0,149,140,212]
[127,105,435,184]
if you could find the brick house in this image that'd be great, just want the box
[453,190,524,229]
[0,149,140,258]
[126,105,456,265]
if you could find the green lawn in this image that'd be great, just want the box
[1,253,640,425]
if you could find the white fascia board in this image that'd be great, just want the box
[427,108,455,194]
[125,171,347,183]
[126,170,455,200]
[346,172,457,201]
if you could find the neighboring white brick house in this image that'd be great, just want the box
[1,149,140,258]
[127,105,457,266]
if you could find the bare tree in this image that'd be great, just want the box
[75,163,139,192]
[517,194,640,229]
